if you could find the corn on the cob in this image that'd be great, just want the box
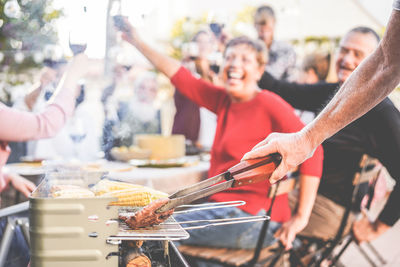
[52,188,95,198]
[91,179,144,196]
[101,188,168,206]
[50,184,85,193]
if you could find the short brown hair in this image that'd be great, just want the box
[224,36,268,66]
[302,52,331,81]
[254,5,275,23]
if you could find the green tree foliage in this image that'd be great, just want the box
[0,0,63,73]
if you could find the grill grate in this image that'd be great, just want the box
[108,210,189,241]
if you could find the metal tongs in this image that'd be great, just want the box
[156,153,281,213]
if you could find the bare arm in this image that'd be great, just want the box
[243,9,400,182]
[294,175,320,222]
[120,18,181,78]
[275,175,320,250]
[24,83,42,111]
[25,67,58,111]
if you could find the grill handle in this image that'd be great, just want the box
[229,153,281,187]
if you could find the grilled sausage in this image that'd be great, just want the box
[120,198,174,229]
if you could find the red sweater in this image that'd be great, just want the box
[171,67,323,222]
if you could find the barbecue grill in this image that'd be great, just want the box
[28,163,273,267]
[29,172,190,267]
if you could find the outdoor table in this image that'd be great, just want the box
[107,161,210,194]
[4,159,210,203]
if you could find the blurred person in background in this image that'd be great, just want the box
[114,71,161,147]
[101,63,130,159]
[117,18,323,252]
[209,22,231,55]
[297,52,331,84]
[15,59,98,161]
[254,5,297,81]
[172,30,218,152]
[103,71,161,158]
[20,59,68,112]
[248,27,400,246]
[296,51,331,124]
[0,54,89,267]
[101,63,129,110]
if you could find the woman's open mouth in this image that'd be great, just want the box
[227,70,244,80]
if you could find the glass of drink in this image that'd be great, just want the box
[68,116,87,159]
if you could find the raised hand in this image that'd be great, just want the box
[116,17,140,47]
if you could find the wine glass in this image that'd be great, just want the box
[67,116,87,160]
[69,30,87,56]
[69,6,88,56]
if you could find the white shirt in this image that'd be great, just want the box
[31,103,100,161]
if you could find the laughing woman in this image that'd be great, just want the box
[119,20,323,250]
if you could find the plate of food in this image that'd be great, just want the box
[110,146,152,162]
[81,161,136,173]
[5,162,47,176]
[43,160,136,174]
[128,156,199,168]
[20,156,47,164]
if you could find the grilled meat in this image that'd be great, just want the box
[120,198,174,229]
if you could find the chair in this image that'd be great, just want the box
[179,178,297,267]
[286,155,387,267]
[0,201,30,267]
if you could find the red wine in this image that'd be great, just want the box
[69,43,87,55]
[113,15,130,33]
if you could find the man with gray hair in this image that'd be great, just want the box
[251,25,400,248]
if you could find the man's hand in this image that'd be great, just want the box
[352,217,390,244]
[274,214,308,250]
[242,131,315,183]
[8,173,36,197]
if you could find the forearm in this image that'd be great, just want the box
[0,56,86,142]
[294,175,320,221]
[303,10,400,148]
[275,174,320,249]
[24,82,42,111]
[129,38,181,79]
